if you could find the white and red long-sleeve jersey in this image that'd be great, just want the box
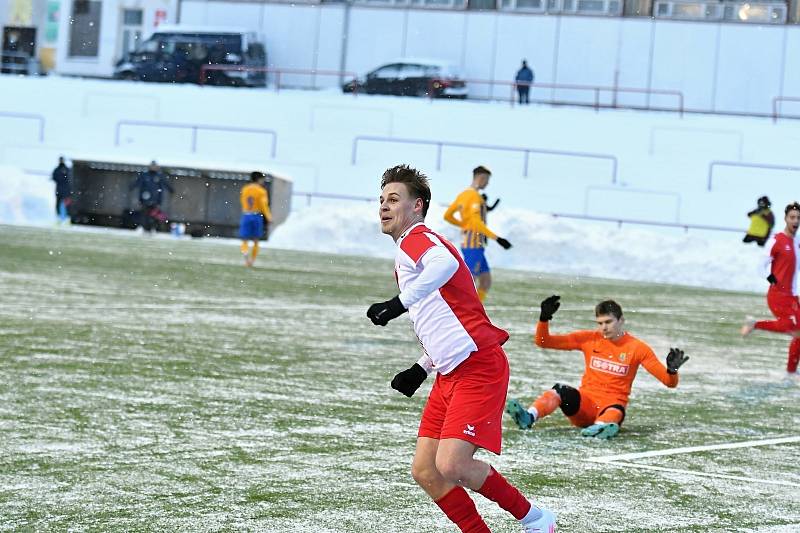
[762,232,800,295]
[394,222,508,375]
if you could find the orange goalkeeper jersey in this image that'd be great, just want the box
[535,321,678,406]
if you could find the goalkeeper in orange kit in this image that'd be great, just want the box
[506,295,689,440]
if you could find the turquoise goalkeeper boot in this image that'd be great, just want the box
[505,399,535,429]
[581,422,619,440]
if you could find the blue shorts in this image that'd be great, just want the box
[239,213,264,240]
[462,247,490,275]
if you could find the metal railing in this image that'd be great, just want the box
[351,135,618,182]
[771,96,800,122]
[115,120,277,158]
[196,64,685,117]
[549,212,741,233]
[0,111,45,142]
[707,160,800,191]
[440,78,684,116]
[199,65,358,92]
[290,189,740,234]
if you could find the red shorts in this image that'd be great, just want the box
[417,345,509,455]
[768,290,800,327]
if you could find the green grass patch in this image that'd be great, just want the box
[0,225,798,532]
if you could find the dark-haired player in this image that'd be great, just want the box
[742,202,800,375]
[507,296,688,440]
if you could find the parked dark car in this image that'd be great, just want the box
[114,26,267,87]
[343,59,467,99]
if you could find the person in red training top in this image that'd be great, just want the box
[741,201,800,375]
[366,164,556,533]
[506,296,688,440]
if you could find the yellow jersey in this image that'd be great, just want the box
[240,182,272,221]
[443,188,497,249]
[746,208,773,238]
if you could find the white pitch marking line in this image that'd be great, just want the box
[602,461,800,488]
[588,435,800,464]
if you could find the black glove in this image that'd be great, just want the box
[539,294,561,322]
[481,193,501,212]
[666,347,689,374]
[367,296,407,326]
[767,273,777,285]
[391,363,428,397]
[496,237,512,250]
[263,221,270,240]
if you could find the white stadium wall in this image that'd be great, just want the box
[780,29,800,117]
[345,8,405,75]
[491,15,557,101]
[650,22,718,111]
[714,24,785,114]
[614,19,652,109]
[179,1,799,115]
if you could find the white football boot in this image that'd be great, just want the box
[520,503,556,533]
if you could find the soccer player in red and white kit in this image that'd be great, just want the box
[742,201,800,375]
[366,165,556,533]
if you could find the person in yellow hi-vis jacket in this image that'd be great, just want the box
[239,171,272,267]
[443,166,512,303]
[743,196,775,247]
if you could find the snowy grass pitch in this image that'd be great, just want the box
[0,225,798,532]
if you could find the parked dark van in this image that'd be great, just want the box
[114,26,267,87]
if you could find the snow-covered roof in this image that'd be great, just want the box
[69,153,291,183]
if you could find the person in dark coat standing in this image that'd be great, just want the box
[129,160,174,233]
[52,156,73,224]
[515,60,534,105]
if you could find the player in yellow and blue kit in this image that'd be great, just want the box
[239,171,272,267]
[443,166,512,302]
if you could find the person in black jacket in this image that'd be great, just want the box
[52,156,72,224]
[129,161,174,232]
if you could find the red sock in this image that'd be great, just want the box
[435,486,490,533]
[476,467,532,520]
[754,317,795,333]
[788,337,800,373]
